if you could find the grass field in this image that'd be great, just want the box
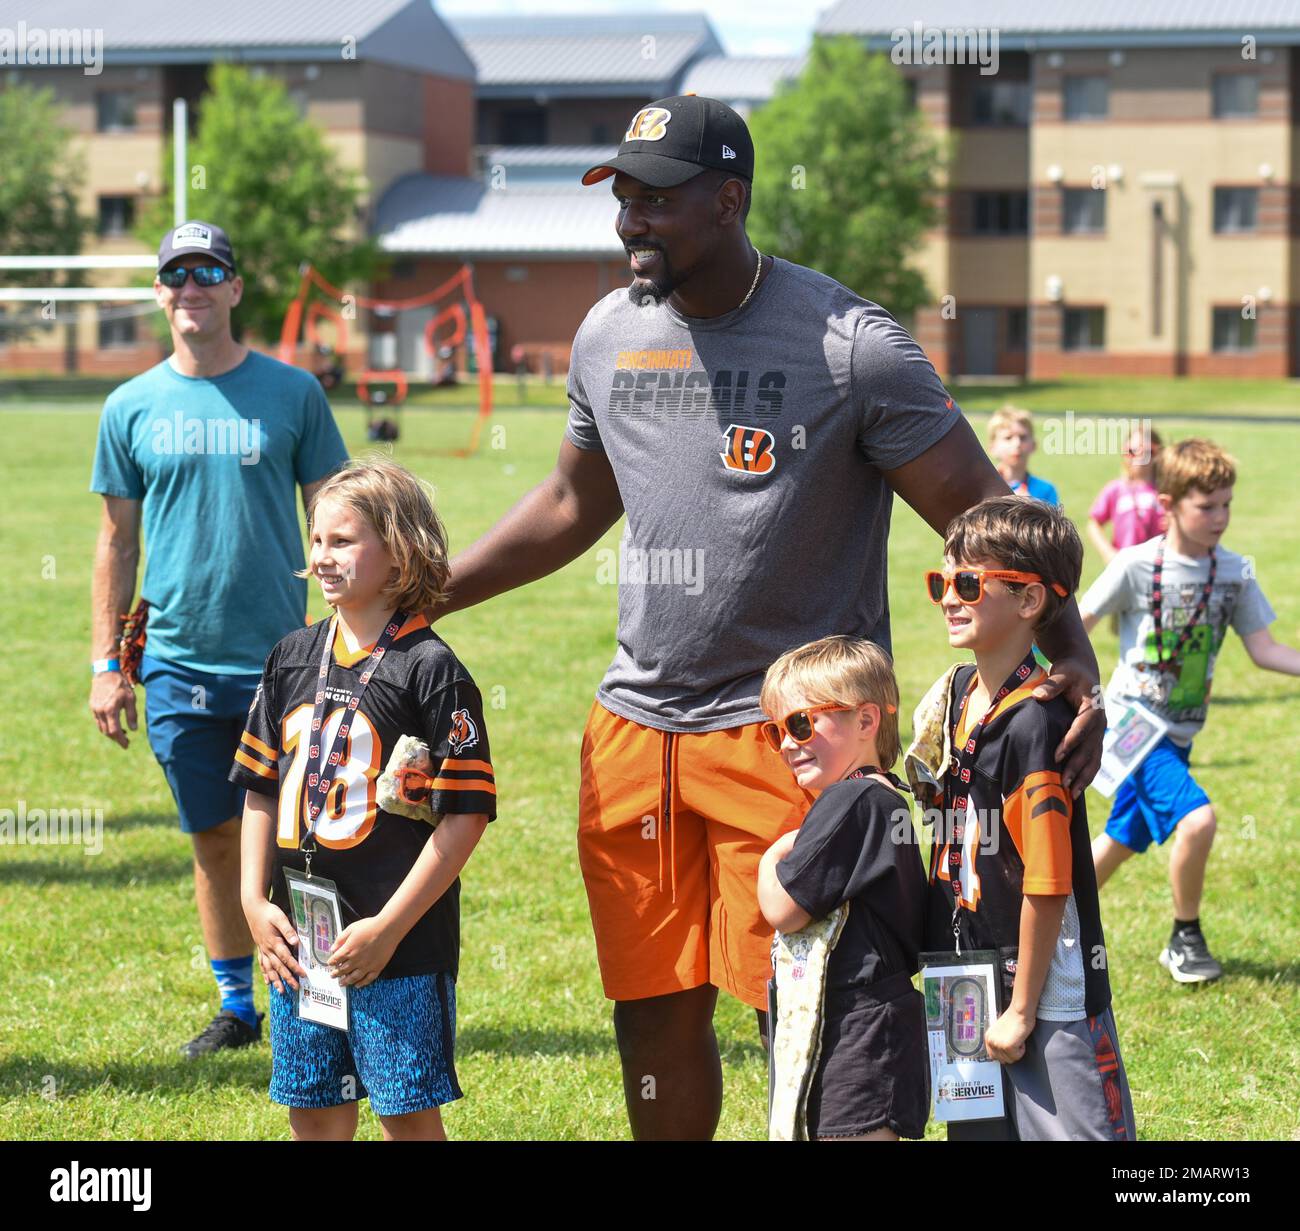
[1,393,1297,1141]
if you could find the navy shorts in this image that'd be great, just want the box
[1105,736,1211,854]
[139,653,259,834]
[268,972,462,1116]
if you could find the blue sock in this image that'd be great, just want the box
[211,956,258,1026]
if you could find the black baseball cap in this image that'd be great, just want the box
[582,95,754,188]
[156,220,236,274]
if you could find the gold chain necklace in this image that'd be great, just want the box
[736,248,763,311]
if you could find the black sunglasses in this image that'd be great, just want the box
[158,265,232,289]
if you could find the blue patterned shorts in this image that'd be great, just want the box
[268,971,462,1116]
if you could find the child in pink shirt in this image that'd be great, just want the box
[1087,426,1164,564]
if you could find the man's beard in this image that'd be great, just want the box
[626,250,679,306]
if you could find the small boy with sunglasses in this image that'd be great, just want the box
[921,495,1135,1140]
[756,635,930,1140]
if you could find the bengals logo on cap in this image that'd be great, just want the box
[625,106,671,142]
[720,424,776,476]
[448,708,478,754]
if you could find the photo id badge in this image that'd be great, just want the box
[919,949,1006,1123]
[283,868,348,1032]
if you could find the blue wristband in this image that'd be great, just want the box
[92,658,121,674]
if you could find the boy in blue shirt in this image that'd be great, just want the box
[988,405,1060,506]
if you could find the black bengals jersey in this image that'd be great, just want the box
[229,614,496,980]
[926,664,1112,1019]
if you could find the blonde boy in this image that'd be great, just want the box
[1080,439,1300,983]
[988,406,1060,507]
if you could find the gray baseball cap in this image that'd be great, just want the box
[157,221,236,273]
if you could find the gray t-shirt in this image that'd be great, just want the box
[1079,537,1275,745]
[565,256,960,732]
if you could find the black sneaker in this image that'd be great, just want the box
[1158,927,1223,984]
[179,1010,264,1059]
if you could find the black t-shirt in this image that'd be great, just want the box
[925,664,1112,1018]
[228,615,497,981]
[776,769,927,992]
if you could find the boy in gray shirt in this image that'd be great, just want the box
[1079,439,1300,983]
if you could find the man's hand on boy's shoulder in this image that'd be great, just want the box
[1032,655,1104,798]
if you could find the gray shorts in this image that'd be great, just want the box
[948,1006,1137,1141]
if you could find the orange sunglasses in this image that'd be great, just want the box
[760,701,897,752]
[760,704,852,751]
[925,568,1068,605]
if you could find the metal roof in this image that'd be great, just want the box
[678,55,805,104]
[818,1,1300,46]
[375,173,624,257]
[0,0,476,76]
[448,12,723,95]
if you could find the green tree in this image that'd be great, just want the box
[0,83,88,342]
[748,37,946,318]
[138,63,376,342]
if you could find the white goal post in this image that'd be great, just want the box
[0,255,158,301]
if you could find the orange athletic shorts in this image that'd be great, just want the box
[577,701,812,1011]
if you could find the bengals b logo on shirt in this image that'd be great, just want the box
[448,708,478,753]
[720,424,776,476]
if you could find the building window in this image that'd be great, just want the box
[98,314,138,349]
[591,122,610,144]
[1211,307,1257,351]
[499,107,546,145]
[1212,74,1259,118]
[1213,187,1258,232]
[98,196,136,238]
[1005,308,1027,352]
[1063,75,1108,120]
[903,78,919,110]
[972,79,1030,126]
[1063,307,1105,351]
[96,91,137,132]
[1063,188,1106,234]
[971,191,1028,235]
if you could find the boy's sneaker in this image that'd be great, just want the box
[180,1010,263,1059]
[1158,926,1223,984]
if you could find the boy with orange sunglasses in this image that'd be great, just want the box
[756,635,930,1140]
[919,495,1135,1140]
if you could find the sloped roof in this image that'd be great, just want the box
[0,0,476,76]
[448,12,723,95]
[818,0,1300,46]
[679,55,805,104]
[376,173,624,257]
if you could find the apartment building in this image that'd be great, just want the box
[820,0,1300,378]
[0,0,475,374]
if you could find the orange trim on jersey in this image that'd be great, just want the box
[1003,768,1073,893]
[440,758,494,775]
[954,667,1048,747]
[431,776,497,795]
[235,748,278,780]
[241,731,278,761]
[331,612,431,668]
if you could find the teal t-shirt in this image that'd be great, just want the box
[90,352,349,675]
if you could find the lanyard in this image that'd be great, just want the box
[1151,536,1215,673]
[943,649,1039,946]
[299,611,406,877]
